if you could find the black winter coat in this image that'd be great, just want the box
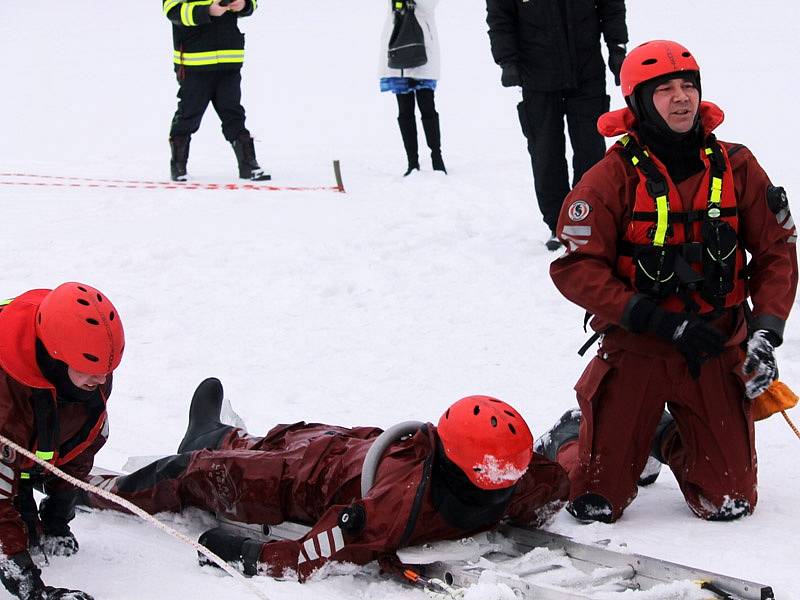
[163,0,256,72]
[486,0,627,91]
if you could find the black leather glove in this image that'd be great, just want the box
[198,527,262,577]
[742,329,780,399]
[629,299,727,378]
[39,490,80,557]
[607,43,626,86]
[500,62,521,88]
[0,552,94,600]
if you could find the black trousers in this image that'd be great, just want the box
[518,81,609,231]
[396,87,438,119]
[169,69,248,141]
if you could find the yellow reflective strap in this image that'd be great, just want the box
[0,297,13,307]
[20,472,30,480]
[173,49,246,66]
[252,0,257,9]
[710,177,722,204]
[653,195,669,247]
[163,0,180,15]
[36,450,55,460]
[181,3,192,25]
[631,155,640,166]
[705,147,714,156]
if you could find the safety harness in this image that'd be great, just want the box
[615,133,746,314]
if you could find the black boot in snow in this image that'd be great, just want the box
[231,132,271,181]
[534,408,581,462]
[421,115,446,174]
[397,114,420,176]
[177,378,234,453]
[169,135,191,182]
[638,411,674,486]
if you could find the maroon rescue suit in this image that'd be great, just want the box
[550,102,797,521]
[89,422,569,579]
[0,291,112,556]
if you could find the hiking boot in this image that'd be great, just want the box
[638,411,674,486]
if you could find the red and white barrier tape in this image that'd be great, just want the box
[0,172,343,193]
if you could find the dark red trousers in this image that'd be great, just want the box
[557,329,757,521]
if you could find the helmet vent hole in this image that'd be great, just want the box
[473,405,480,416]
[77,299,90,306]
[489,399,501,403]
[77,286,88,292]
[642,58,658,66]
[504,410,515,418]
[96,293,103,302]
[473,466,481,472]
[86,318,100,326]
[491,416,498,427]
[682,52,691,57]
[508,423,516,435]
[37,314,42,324]
[109,311,115,321]
[445,409,450,419]
[83,353,99,363]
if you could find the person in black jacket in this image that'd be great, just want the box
[486,0,627,250]
[163,0,269,182]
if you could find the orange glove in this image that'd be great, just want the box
[752,380,798,421]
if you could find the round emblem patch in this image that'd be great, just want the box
[567,200,592,222]
[1,444,16,464]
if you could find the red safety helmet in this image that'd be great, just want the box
[620,40,700,98]
[35,282,125,375]
[437,395,533,490]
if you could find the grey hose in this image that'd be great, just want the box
[361,421,424,497]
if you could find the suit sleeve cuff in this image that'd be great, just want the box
[751,314,786,346]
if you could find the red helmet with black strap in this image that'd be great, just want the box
[35,282,124,375]
[437,395,533,491]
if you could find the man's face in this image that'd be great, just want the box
[67,367,107,391]
[651,77,700,134]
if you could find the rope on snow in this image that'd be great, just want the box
[0,433,271,600]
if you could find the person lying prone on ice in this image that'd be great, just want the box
[85,378,569,580]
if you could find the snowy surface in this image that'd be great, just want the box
[1,1,798,598]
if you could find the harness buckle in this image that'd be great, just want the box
[645,178,669,198]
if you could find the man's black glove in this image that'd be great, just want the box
[629,299,727,378]
[198,527,262,577]
[742,329,780,399]
[607,44,626,86]
[0,552,94,600]
[39,490,80,557]
[500,62,521,88]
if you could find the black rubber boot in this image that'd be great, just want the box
[638,411,675,486]
[397,115,420,176]
[534,409,581,462]
[177,378,234,453]
[421,115,446,174]
[231,132,271,181]
[169,135,190,182]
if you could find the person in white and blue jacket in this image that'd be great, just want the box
[379,0,446,176]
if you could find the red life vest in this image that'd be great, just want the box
[614,133,746,313]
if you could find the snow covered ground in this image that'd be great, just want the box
[1,1,797,598]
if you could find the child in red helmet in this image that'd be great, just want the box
[86,380,569,580]
[0,283,125,600]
